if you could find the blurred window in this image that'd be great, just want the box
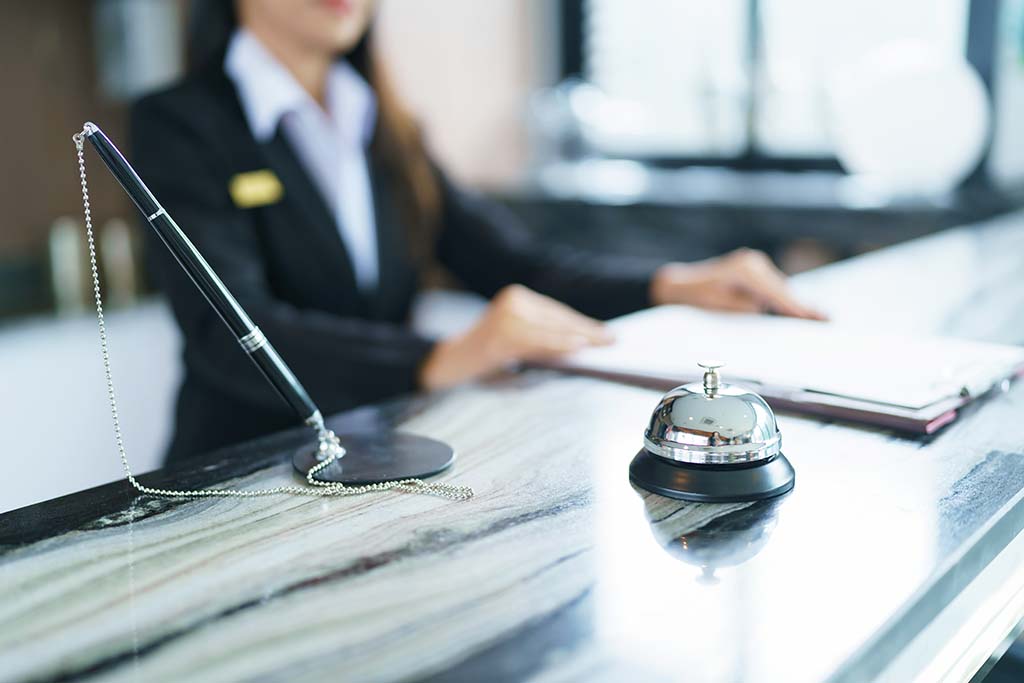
[581,0,970,161]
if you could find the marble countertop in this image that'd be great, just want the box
[3,212,1024,683]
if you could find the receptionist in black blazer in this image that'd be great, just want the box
[134,0,824,462]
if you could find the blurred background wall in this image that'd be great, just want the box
[3,0,1024,512]
[0,2,133,316]
[376,0,556,187]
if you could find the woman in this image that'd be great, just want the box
[133,0,822,462]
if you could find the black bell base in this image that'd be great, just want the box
[293,432,455,485]
[629,449,795,503]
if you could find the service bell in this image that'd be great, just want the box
[629,362,796,502]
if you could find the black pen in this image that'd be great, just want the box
[80,122,323,430]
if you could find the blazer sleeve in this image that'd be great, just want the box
[434,170,661,321]
[131,97,435,416]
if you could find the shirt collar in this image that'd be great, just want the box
[224,29,377,147]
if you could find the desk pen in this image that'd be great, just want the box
[74,122,469,500]
[78,122,324,432]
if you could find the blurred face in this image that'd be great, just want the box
[237,0,376,56]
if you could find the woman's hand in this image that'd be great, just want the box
[650,248,826,320]
[419,284,613,391]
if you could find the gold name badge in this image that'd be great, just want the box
[229,169,284,208]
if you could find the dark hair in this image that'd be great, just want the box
[187,0,440,263]
[187,0,237,71]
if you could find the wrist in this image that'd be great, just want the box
[650,262,692,306]
[418,327,503,391]
[418,335,463,391]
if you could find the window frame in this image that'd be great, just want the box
[558,0,998,177]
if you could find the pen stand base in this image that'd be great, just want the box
[293,432,455,485]
[629,449,795,503]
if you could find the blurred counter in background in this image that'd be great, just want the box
[0,301,180,513]
[496,162,1021,274]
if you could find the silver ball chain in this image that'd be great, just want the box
[72,128,473,501]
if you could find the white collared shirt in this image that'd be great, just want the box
[225,29,379,291]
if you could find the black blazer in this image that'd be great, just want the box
[132,63,657,463]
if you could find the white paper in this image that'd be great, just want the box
[561,306,1024,410]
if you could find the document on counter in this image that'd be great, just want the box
[544,306,1024,433]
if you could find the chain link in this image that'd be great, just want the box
[73,127,473,502]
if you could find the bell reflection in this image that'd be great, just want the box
[642,496,784,583]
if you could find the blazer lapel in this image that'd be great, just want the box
[260,128,362,297]
[365,157,402,319]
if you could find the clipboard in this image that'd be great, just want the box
[541,306,1024,434]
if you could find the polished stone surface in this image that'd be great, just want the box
[2,211,1024,682]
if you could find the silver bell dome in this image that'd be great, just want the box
[643,362,782,465]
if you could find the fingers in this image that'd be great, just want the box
[512,310,613,357]
[518,330,595,360]
[494,284,614,349]
[726,250,828,320]
[533,301,614,345]
[651,253,826,320]
[702,290,764,314]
